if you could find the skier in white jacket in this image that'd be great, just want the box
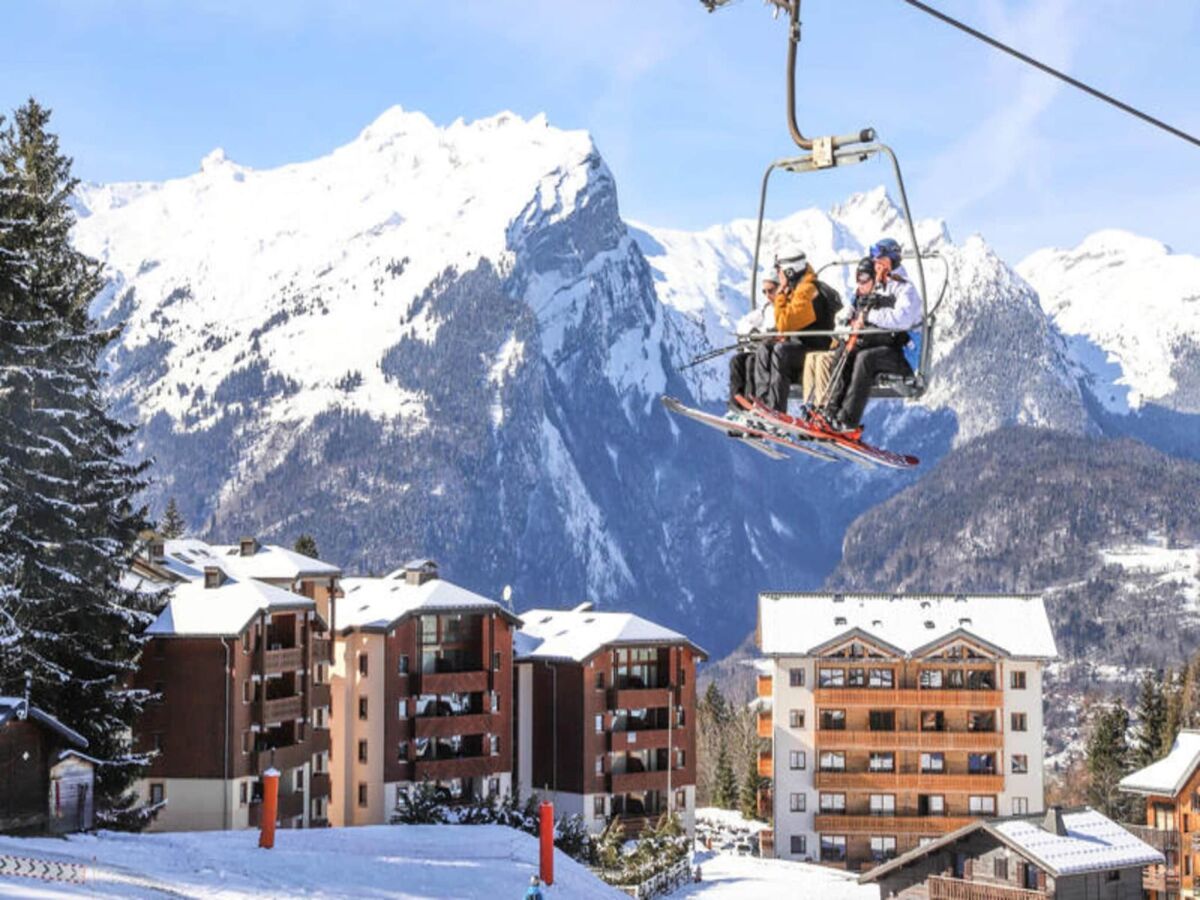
[726,274,778,413]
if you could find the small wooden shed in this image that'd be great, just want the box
[0,697,94,834]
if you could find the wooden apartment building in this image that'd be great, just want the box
[513,604,706,835]
[128,536,340,831]
[756,593,1057,870]
[330,560,519,825]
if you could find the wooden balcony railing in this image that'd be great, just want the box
[310,682,331,710]
[312,637,332,662]
[813,771,1004,792]
[927,875,1048,900]
[757,712,773,738]
[1119,822,1181,851]
[759,829,774,856]
[813,814,974,834]
[757,675,773,698]
[758,753,773,778]
[815,730,1004,751]
[263,647,303,673]
[814,688,1000,708]
[1143,868,1182,893]
[264,695,303,723]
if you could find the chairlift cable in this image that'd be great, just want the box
[898,0,1200,150]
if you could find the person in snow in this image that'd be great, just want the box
[821,238,922,436]
[754,250,830,412]
[524,875,544,899]
[727,275,779,413]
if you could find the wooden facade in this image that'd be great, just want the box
[1121,759,1200,898]
[0,704,93,834]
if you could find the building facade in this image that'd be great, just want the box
[513,605,705,836]
[330,560,518,826]
[1118,729,1200,899]
[0,698,94,834]
[757,593,1056,870]
[128,536,339,831]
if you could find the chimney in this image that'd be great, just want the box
[573,601,594,613]
[403,559,439,586]
[1042,806,1067,836]
[204,566,226,589]
[239,536,259,557]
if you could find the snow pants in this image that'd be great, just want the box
[829,345,912,426]
[755,340,807,412]
[728,350,756,409]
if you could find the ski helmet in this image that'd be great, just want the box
[870,238,903,266]
[775,250,808,280]
[855,257,875,281]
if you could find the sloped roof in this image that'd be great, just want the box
[860,807,1162,884]
[1120,730,1200,796]
[156,538,339,582]
[0,698,88,748]
[515,609,707,663]
[335,570,518,631]
[758,592,1057,660]
[146,576,315,638]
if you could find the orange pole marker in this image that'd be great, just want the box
[539,801,554,886]
[259,768,279,849]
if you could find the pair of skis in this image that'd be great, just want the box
[661,395,918,469]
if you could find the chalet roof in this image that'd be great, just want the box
[758,592,1057,660]
[155,538,340,584]
[859,807,1163,884]
[515,609,707,664]
[336,570,519,631]
[1119,730,1200,797]
[145,576,315,638]
[0,699,88,748]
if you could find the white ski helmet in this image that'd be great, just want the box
[775,250,808,280]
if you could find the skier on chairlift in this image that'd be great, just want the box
[819,238,921,437]
[727,274,779,414]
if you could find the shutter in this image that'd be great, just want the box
[964,858,973,879]
[1036,869,1046,889]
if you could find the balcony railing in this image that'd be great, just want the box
[312,637,332,662]
[610,687,672,711]
[264,695,304,723]
[610,728,672,752]
[814,688,1000,708]
[757,675,772,698]
[310,682,331,710]
[757,713,773,738]
[1143,868,1182,893]
[759,829,774,856]
[815,730,1003,750]
[277,790,305,819]
[758,753,773,778]
[611,769,674,794]
[1119,822,1181,851]
[264,647,303,673]
[814,814,975,834]
[414,755,504,782]
[413,713,495,739]
[813,771,1004,792]
[421,671,489,695]
[927,875,1048,900]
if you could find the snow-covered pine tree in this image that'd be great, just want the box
[293,533,319,559]
[159,497,186,539]
[1131,669,1168,770]
[0,100,156,825]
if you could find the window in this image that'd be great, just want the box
[967,711,995,732]
[968,753,996,775]
[242,631,251,652]
[869,753,895,773]
[239,782,248,805]
[243,681,251,703]
[398,699,408,719]
[919,794,945,815]
[1105,869,1120,882]
[994,857,1008,879]
[789,668,805,687]
[868,668,894,688]
[149,783,165,805]
[790,835,807,855]
[789,750,807,770]
[920,669,944,689]
[595,756,604,775]
[869,710,895,732]
[492,692,500,713]
[969,795,997,815]
[492,651,501,671]
[294,768,304,791]
[358,697,369,720]
[789,793,806,812]
[595,714,604,733]
[920,752,945,773]
[819,794,846,812]
[358,653,369,676]
[490,735,500,756]
[358,740,368,763]
[243,731,252,754]
[870,836,897,861]
[869,794,895,815]
[920,711,945,732]
[595,671,605,690]
[152,733,165,753]
[818,668,845,687]
[1011,670,1026,689]
[592,796,606,818]
[789,709,805,729]
[398,655,409,675]
[675,789,686,810]
[819,752,846,772]
[1011,712,1028,732]
[358,783,368,807]
[1012,754,1029,774]
[820,709,846,731]
[1023,863,1039,890]
[676,705,685,727]
[1012,797,1029,815]
[820,835,847,862]
[848,668,866,687]
[678,667,686,687]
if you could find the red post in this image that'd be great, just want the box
[259,768,279,849]
[538,801,554,886]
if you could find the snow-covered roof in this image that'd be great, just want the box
[0,698,88,748]
[860,808,1163,884]
[146,576,315,638]
[149,538,339,585]
[1120,730,1200,796]
[335,570,517,631]
[758,592,1057,660]
[515,608,706,663]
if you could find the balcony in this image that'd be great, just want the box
[610,687,672,711]
[421,670,489,695]
[277,790,305,820]
[312,637,332,662]
[413,755,503,782]
[927,875,1048,900]
[813,771,1005,792]
[310,773,331,799]
[264,647,303,673]
[1143,868,1182,893]
[611,769,673,794]
[757,675,772,698]
[757,712,773,738]
[758,753,773,778]
[759,829,774,856]
[813,814,975,834]
[264,695,304,723]
[815,730,1004,751]
[609,728,672,752]
[311,682,331,710]
[257,741,312,773]
[1120,822,1181,851]
[814,688,1000,708]
[414,713,495,739]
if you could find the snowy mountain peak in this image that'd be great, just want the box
[199,147,234,172]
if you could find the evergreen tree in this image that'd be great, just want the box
[1132,669,1168,770]
[739,742,761,820]
[1086,701,1134,821]
[713,741,737,809]
[159,497,186,539]
[293,533,319,559]
[1163,667,1184,756]
[701,682,729,727]
[0,100,155,824]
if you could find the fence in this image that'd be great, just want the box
[605,857,693,899]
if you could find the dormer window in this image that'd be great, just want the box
[924,620,935,629]
[834,617,847,626]
[204,567,225,589]
[959,617,973,627]
[239,537,258,557]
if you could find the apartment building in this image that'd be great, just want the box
[128,536,340,831]
[513,604,706,836]
[330,560,519,826]
[1118,729,1200,899]
[756,592,1056,871]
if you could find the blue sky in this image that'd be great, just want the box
[2,0,1197,261]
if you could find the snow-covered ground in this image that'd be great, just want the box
[0,824,623,899]
[678,850,879,900]
[695,807,767,835]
